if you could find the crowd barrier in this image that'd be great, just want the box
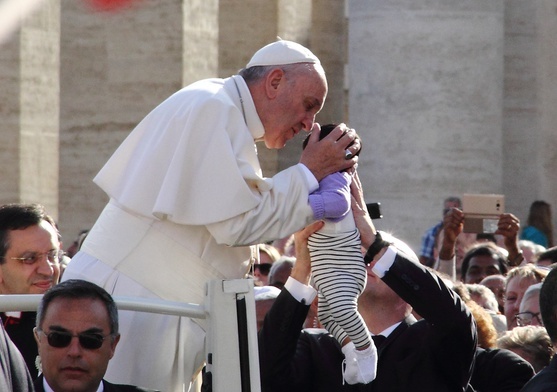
[0,278,261,392]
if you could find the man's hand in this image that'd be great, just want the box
[292,221,324,285]
[496,213,522,265]
[300,123,361,181]
[438,208,464,260]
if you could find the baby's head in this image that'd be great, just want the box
[302,123,361,157]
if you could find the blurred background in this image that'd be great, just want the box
[1,0,556,253]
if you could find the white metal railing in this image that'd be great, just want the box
[0,278,261,392]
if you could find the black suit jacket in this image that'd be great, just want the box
[1,311,39,379]
[34,375,158,392]
[520,354,557,392]
[259,252,477,392]
[470,347,534,392]
[0,322,33,392]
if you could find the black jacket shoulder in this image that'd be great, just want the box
[471,348,534,392]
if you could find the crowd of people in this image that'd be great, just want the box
[252,196,557,392]
[1,38,556,392]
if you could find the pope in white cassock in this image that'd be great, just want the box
[62,40,360,391]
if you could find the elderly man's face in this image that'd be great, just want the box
[262,65,327,149]
[0,220,61,294]
[35,297,119,392]
[518,291,543,326]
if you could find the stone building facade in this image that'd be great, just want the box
[1,0,556,252]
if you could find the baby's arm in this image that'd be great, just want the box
[309,171,352,221]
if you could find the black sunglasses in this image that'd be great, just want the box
[39,330,108,350]
[254,263,272,275]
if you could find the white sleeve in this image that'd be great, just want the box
[206,164,316,246]
[371,245,397,278]
[284,277,317,304]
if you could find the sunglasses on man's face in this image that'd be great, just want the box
[254,263,272,275]
[38,329,108,350]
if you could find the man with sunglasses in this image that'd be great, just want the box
[0,203,63,379]
[34,279,156,392]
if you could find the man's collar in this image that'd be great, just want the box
[228,75,265,141]
[377,321,402,338]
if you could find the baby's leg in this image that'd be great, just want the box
[317,291,348,345]
[309,230,371,350]
[309,230,377,385]
[315,266,370,349]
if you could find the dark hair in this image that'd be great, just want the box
[302,123,361,157]
[476,233,497,243]
[538,246,557,265]
[525,200,553,247]
[460,242,508,281]
[0,203,59,262]
[540,267,557,343]
[36,279,119,336]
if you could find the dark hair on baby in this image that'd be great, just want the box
[302,123,361,157]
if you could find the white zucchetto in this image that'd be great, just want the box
[246,39,320,68]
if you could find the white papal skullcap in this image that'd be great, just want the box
[246,39,320,68]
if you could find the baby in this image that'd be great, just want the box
[304,124,377,385]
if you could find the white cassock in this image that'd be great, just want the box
[63,74,317,392]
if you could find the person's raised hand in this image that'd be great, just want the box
[496,213,522,265]
[496,213,520,245]
[438,208,464,260]
[444,208,464,244]
[300,123,361,181]
[292,221,324,285]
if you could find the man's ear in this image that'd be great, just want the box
[264,68,285,99]
[33,327,41,345]
[109,333,121,359]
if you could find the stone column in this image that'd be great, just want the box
[503,0,557,234]
[536,0,557,234]
[348,0,505,250]
[184,0,219,85]
[0,36,22,203]
[219,0,280,176]
[218,0,279,78]
[58,0,218,243]
[311,0,348,124]
[0,0,60,218]
[276,0,348,173]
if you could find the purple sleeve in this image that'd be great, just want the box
[308,172,351,222]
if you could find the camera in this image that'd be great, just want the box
[366,202,382,220]
[462,194,505,234]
